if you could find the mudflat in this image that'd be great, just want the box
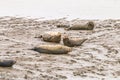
[0,16,120,80]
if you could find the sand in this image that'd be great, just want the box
[0,16,120,80]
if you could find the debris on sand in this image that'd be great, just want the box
[56,24,70,28]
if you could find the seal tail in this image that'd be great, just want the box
[87,21,94,30]
[79,39,87,45]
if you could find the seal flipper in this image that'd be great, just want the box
[78,39,87,46]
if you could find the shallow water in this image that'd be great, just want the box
[0,0,120,19]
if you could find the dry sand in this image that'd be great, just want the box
[0,16,120,80]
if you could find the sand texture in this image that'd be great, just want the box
[0,16,120,80]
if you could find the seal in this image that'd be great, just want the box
[63,36,87,47]
[0,60,16,67]
[42,32,61,43]
[32,44,72,54]
[66,21,94,30]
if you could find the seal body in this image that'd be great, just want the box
[63,36,87,47]
[42,32,61,43]
[33,45,72,54]
[66,21,94,30]
[0,60,16,67]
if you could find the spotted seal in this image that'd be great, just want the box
[66,21,94,30]
[32,44,72,54]
[63,36,87,47]
[42,32,61,43]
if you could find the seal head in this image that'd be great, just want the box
[0,60,16,67]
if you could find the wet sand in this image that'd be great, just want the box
[0,16,120,80]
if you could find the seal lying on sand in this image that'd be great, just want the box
[42,32,61,43]
[66,21,94,30]
[63,36,87,47]
[0,60,16,67]
[32,45,72,54]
